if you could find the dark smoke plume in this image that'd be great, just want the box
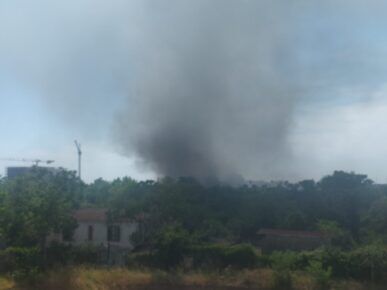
[116,0,302,182]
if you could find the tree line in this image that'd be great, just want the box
[1,168,387,284]
[1,168,387,248]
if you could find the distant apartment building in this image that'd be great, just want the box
[6,166,58,179]
[6,167,33,178]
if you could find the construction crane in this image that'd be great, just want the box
[74,140,82,179]
[0,158,55,166]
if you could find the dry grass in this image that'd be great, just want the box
[1,268,277,290]
[0,267,379,290]
[0,276,15,290]
[35,267,153,290]
[292,271,317,290]
[178,268,274,289]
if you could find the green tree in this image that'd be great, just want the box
[155,224,194,269]
[317,220,354,249]
[361,197,387,242]
[0,168,81,259]
[352,243,387,283]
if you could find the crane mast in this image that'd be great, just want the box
[74,140,82,179]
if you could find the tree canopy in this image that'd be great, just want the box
[0,169,386,249]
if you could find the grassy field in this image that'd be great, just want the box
[0,267,376,290]
[0,277,14,290]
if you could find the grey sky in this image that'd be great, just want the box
[1,1,387,183]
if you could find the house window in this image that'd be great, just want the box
[108,225,121,242]
[88,225,94,241]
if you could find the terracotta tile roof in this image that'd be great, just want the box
[258,228,324,238]
[73,208,108,222]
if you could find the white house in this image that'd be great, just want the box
[71,208,137,249]
[49,208,138,264]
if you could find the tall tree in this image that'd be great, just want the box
[0,168,81,250]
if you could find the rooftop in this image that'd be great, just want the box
[73,208,108,222]
[258,228,324,238]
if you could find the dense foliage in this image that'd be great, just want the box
[84,171,387,246]
[0,168,82,248]
[1,168,387,284]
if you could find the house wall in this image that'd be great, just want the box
[72,222,138,249]
[73,222,107,246]
[108,223,138,248]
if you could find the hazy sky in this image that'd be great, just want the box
[1,1,387,183]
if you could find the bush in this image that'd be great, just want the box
[347,243,387,282]
[308,245,387,282]
[154,226,193,269]
[130,242,260,270]
[127,252,158,268]
[308,248,349,279]
[306,260,332,290]
[190,244,226,269]
[70,244,106,265]
[270,251,302,271]
[272,269,292,290]
[46,242,73,266]
[190,243,259,269]
[0,247,42,282]
[224,244,258,268]
[270,251,300,290]
[273,245,387,283]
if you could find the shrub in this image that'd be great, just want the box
[131,242,259,270]
[270,252,300,290]
[0,247,42,282]
[272,269,292,290]
[270,251,302,271]
[190,243,259,269]
[224,244,258,268]
[306,260,332,290]
[70,244,106,265]
[190,244,226,269]
[309,247,350,279]
[154,226,193,269]
[46,242,73,266]
[127,252,158,268]
[347,243,387,282]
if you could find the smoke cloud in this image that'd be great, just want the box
[116,0,303,182]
